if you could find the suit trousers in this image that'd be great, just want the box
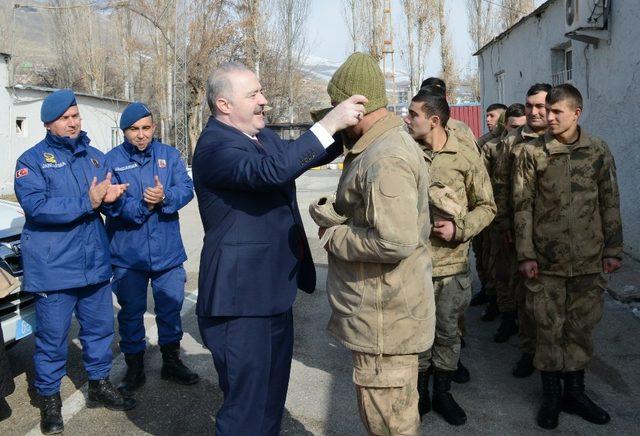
[33,281,114,396]
[198,309,293,436]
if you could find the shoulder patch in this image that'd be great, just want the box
[16,168,28,178]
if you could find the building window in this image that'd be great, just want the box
[552,43,573,86]
[16,117,27,136]
[110,127,122,149]
[495,71,505,104]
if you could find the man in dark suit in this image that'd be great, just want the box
[192,61,366,435]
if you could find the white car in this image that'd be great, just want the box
[0,199,36,346]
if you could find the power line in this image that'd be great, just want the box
[14,1,129,11]
[482,0,530,15]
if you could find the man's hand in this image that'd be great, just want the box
[432,220,455,242]
[143,176,165,208]
[104,182,129,203]
[519,260,539,279]
[319,95,368,135]
[502,230,513,245]
[89,173,111,209]
[603,257,621,273]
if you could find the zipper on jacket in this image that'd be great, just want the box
[375,262,383,367]
[566,154,574,276]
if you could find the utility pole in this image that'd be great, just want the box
[381,0,397,106]
[173,0,189,163]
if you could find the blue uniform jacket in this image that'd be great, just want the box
[104,139,193,272]
[14,131,113,292]
[193,117,342,317]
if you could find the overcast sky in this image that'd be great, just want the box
[306,0,546,76]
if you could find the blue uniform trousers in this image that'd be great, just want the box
[112,265,186,354]
[198,309,294,436]
[33,281,114,396]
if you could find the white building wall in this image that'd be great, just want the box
[0,56,13,197]
[1,83,126,195]
[477,0,640,257]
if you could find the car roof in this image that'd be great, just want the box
[0,200,25,239]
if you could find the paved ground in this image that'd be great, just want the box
[3,169,640,435]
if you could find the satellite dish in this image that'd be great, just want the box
[566,0,576,26]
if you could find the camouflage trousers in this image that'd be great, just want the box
[472,230,495,296]
[515,275,536,354]
[352,352,420,436]
[418,273,472,371]
[492,232,517,313]
[525,273,606,371]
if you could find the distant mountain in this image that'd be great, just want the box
[302,55,410,87]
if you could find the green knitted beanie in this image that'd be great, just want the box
[327,52,388,114]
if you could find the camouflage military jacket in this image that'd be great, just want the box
[513,128,623,276]
[324,114,436,355]
[493,125,542,232]
[422,133,496,277]
[483,125,542,231]
[447,118,480,155]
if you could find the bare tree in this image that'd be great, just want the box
[466,0,496,100]
[342,0,362,53]
[437,0,459,101]
[402,0,437,96]
[499,0,534,29]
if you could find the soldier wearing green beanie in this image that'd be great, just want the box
[312,52,435,435]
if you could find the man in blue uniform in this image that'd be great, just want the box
[105,102,198,395]
[193,62,367,435]
[14,89,135,435]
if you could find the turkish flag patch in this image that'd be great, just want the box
[16,168,28,178]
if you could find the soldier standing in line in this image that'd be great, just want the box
[405,90,495,426]
[513,84,621,429]
[482,103,527,344]
[492,83,551,377]
[471,103,507,322]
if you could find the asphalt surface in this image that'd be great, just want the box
[2,169,640,435]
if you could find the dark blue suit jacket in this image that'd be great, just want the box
[192,117,342,317]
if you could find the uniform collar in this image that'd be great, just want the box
[521,124,542,140]
[544,126,589,155]
[46,130,89,156]
[346,113,404,157]
[123,138,155,157]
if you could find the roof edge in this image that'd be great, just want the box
[473,0,557,56]
[8,84,131,105]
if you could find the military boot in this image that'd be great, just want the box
[87,379,136,411]
[417,369,431,418]
[160,342,200,385]
[118,351,146,396]
[537,371,562,429]
[451,359,470,384]
[493,311,517,343]
[0,398,12,422]
[481,296,499,322]
[40,393,63,435]
[512,352,535,378]
[432,369,467,426]
[562,370,610,424]
[469,288,488,306]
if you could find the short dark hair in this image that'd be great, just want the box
[546,84,583,109]
[418,84,446,98]
[486,103,508,112]
[420,77,446,94]
[526,83,552,97]
[506,103,526,119]
[411,89,450,127]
